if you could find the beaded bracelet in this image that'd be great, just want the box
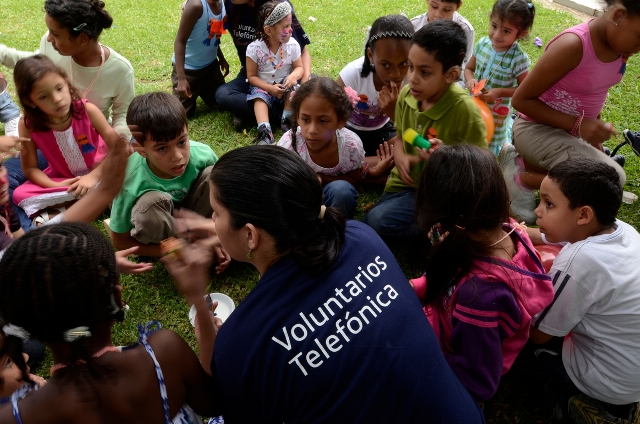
[360,162,370,179]
[570,112,584,137]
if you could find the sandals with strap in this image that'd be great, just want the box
[32,206,66,227]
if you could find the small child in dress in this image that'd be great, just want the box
[337,15,414,157]
[246,0,304,145]
[410,143,554,401]
[465,0,535,155]
[0,222,218,423]
[11,55,118,225]
[277,77,393,218]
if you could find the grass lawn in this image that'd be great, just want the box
[1,0,639,422]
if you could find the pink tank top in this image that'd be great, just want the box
[524,21,623,120]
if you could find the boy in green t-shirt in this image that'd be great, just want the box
[109,92,226,263]
[364,20,486,238]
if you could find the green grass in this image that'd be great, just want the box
[1,0,639,422]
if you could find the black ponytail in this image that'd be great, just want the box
[209,146,346,275]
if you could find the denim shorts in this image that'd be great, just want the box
[246,85,284,108]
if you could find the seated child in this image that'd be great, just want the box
[172,0,228,118]
[337,15,414,157]
[528,158,640,423]
[246,0,303,145]
[0,72,20,137]
[0,223,219,423]
[410,143,554,401]
[364,20,486,238]
[11,55,118,225]
[109,92,226,263]
[464,0,534,155]
[277,78,394,218]
[410,0,475,86]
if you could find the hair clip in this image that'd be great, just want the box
[63,326,91,343]
[73,23,87,31]
[527,2,533,8]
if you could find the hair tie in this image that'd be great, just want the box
[369,30,413,44]
[73,23,87,31]
[318,205,326,220]
[264,2,292,27]
[63,326,92,343]
[454,224,466,230]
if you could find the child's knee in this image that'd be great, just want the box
[130,191,175,244]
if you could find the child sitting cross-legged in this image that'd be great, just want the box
[528,158,640,423]
[109,92,230,267]
[363,20,487,239]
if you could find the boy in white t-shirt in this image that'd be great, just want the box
[526,158,640,423]
[246,1,303,145]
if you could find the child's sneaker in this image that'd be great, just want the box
[281,115,291,132]
[623,129,640,157]
[253,124,274,145]
[568,394,629,424]
[4,116,19,137]
[498,143,537,224]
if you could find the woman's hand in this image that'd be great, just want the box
[115,246,153,274]
[174,208,218,243]
[163,241,213,302]
[213,247,231,274]
[579,118,617,148]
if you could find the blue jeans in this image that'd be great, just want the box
[323,180,358,219]
[363,189,421,238]
[0,91,20,123]
[6,151,49,231]
[215,68,284,127]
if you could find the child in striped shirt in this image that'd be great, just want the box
[464,0,535,155]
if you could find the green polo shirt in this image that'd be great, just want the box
[385,83,487,193]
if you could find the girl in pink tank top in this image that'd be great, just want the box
[11,55,118,221]
[510,0,640,190]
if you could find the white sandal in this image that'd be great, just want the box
[32,206,67,227]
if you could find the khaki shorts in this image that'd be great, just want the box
[512,116,626,186]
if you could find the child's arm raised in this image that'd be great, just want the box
[19,119,80,189]
[512,33,615,147]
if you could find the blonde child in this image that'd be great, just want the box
[504,0,638,224]
[465,0,535,155]
[277,77,393,218]
[12,55,118,225]
[246,0,303,145]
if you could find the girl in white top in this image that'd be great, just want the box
[246,1,303,145]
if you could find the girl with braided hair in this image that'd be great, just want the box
[337,14,414,157]
[0,222,218,424]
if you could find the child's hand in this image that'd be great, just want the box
[213,246,231,274]
[176,78,192,99]
[29,374,47,387]
[115,246,154,274]
[67,173,99,198]
[416,138,443,161]
[369,141,395,178]
[396,152,417,187]
[219,57,230,78]
[0,136,29,153]
[56,176,81,188]
[479,89,500,104]
[271,84,286,99]
[466,78,479,93]
[378,81,400,119]
[580,118,617,146]
[283,74,298,90]
[163,241,213,302]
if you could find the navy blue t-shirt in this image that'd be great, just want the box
[212,221,485,423]
[224,0,311,68]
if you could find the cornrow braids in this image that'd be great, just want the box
[361,14,415,78]
[0,222,118,388]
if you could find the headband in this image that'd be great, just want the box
[369,30,413,43]
[265,2,292,27]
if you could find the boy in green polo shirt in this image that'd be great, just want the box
[364,20,486,238]
[109,92,224,260]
